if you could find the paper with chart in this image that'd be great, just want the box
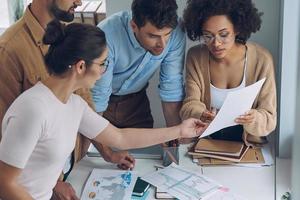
[141,163,221,200]
[200,78,266,138]
[81,168,138,200]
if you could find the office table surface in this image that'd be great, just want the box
[276,158,291,199]
[66,145,275,200]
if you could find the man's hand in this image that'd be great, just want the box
[179,118,208,138]
[93,141,136,170]
[110,151,135,170]
[51,181,79,200]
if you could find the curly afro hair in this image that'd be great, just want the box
[183,0,263,44]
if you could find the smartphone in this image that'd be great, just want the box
[132,177,150,197]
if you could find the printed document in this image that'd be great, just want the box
[200,78,266,138]
[81,168,138,200]
[141,163,221,200]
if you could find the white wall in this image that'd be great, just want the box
[277,0,300,158]
[0,0,10,28]
[106,0,281,128]
[290,1,300,198]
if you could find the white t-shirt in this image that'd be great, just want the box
[0,82,109,200]
[210,49,248,109]
[210,75,246,109]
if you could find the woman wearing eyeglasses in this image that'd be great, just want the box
[0,20,207,200]
[180,0,276,145]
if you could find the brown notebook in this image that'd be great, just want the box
[195,148,265,165]
[194,139,245,156]
[189,145,249,162]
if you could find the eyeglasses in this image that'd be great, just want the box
[92,59,109,74]
[201,32,234,44]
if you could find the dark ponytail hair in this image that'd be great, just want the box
[43,20,106,75]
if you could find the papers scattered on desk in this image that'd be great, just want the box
[141,163,221,200]
[200,78,266,138]
[81,168,138,200]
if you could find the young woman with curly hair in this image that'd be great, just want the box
[180,0,277,145]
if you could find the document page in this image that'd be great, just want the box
[81,169,138,200]
[200,78,266,138]
[141,163,221,200]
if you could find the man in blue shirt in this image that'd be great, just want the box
[92,0,185,164]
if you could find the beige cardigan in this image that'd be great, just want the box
[180,42,277,145]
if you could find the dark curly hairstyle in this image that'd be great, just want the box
[43,20,106,75]
[183,0,263,44]
[132,0,178,29]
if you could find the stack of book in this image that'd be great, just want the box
[188,139,265,165]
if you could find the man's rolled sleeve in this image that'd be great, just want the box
[159,25,186,102]
[159,73,185,102]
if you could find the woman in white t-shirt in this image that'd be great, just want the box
[0,20,207,200]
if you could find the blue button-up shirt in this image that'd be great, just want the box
[92,11,186,112]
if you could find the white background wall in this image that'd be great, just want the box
[106,0,281,129]
[0,0,10,28]
[287,0,300,198]
[278,0,300,158]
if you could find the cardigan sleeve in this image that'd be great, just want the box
[243,50,277,137]
[180,48,207,120]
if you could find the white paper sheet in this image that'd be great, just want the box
[141,163,221,200]
[81,168,138,200]
[200,78,266,138]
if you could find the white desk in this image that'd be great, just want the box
[202,165,274,200]
[67,145,275,200]
[276,158,291,199]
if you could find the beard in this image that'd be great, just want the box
[49,1,76,22]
